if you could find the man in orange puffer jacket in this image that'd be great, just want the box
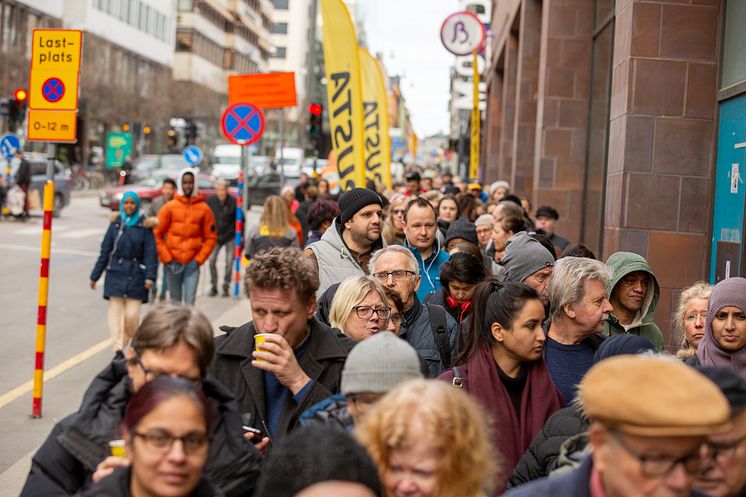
[155,168,217,305]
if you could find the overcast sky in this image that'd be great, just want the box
[358,0,455,138]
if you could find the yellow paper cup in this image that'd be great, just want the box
[254,334,272,361]
[109,439,126,458]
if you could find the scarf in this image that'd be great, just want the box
[463,343,563,491]
[118,191,141,228]
[698,277,746,379]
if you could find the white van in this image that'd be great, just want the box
[275,147,305,179]
[211,144,242,182]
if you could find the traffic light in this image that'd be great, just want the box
[308,103,323,151]
[8,88,27,130]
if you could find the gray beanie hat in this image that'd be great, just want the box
[341,332,423,395]
[501,231,555,283]
[445,216,478,247]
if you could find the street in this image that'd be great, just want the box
[0,192,259,497]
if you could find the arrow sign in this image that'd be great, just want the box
[0,133,21,159]
[182,145,203,166]
[221,103,265,146]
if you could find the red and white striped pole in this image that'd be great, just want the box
[233,168,244,298]
[32,143,56,418]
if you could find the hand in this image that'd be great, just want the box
[243,431,270,455]
[89,280,96,289]
[252,334,311,395]
[92,456,129,483]
[144,280,153,290]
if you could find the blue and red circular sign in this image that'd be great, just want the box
[221,103,265,145]
[42,77,65,103]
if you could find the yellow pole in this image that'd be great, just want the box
[469,50,480,181]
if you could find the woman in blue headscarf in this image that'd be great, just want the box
[90,192,158,351]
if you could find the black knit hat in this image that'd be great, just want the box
[339,188,382,224]
[696,366,746,413]
[445,216,478,247]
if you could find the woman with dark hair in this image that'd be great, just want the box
[424,252,487,324]
[305,200,340,247]
[437,194,459,238]
[457,193,484,222]
[80,376,218,497]
[439,280,563,493]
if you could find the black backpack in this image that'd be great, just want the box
[426,303,451,369]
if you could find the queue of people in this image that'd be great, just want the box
[64,168,746,497]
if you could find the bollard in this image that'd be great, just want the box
[233,169,244,298]
[32,144,56,418]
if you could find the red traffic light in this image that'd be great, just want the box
[14,88,27,102]
[308,103,322,116]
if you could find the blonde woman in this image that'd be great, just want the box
[673,281,712,359]
[356,379,497,497]
[245,195,298,258]
[329,276,392,341]
[383,194,408,245]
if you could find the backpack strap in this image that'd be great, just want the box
[426,303,451,369]
[451,366,463,388]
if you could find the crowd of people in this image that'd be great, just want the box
[55,166,746,497]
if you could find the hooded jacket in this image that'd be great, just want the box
[405,236,450,301]
[154,168,217,265]
[20,358,262,497]
[90,212,158,303]
[603,252,664,351]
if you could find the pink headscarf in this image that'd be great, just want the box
[697,277,746,379]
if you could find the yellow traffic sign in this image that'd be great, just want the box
[29,29,82,111]
[27,110,77,143]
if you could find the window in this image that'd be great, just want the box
[722,0,746,89]
[272,0,289,9]
[273,46,286,59]
[271,22,288,34]
[178,0,193,10]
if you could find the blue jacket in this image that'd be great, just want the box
[501,456,710,497]
[90,214,158,303]
[407,238,449,301]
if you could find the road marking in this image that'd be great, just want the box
[57,228,103,239]
[0,243,98,257]
[0,338,112,409]
[13,225,70,235]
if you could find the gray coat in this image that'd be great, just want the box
[401,297,459,377]
[210,318,356,443]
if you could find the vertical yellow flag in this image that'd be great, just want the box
[359,48,392,189]
[321,0,366,190]
[469,50,480,180]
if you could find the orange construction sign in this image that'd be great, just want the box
[228,72,297,109]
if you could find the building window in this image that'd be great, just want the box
[273,46,286,58]
[178,0,193,11]
[721,0,746,89]
[271,22,288,34]
[272,0,289,9]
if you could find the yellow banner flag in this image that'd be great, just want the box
[321,0,366,190]
[359,48,392,189]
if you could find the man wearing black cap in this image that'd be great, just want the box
[535,205,569,254]
[305,188,385,297]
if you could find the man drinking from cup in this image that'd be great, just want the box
[211,248,356,451]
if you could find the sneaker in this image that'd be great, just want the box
[208,288,218,297]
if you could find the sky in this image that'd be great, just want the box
[358,0,456,138]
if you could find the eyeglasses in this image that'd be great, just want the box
[392,209,405,216]
[611,430,703,477]
[389,313,404,325]
[707,434,746,461]
[372,270,416,282]
[135,355,202,388]
[353,305,391,320]
[133,429,209,455]
[684,313,707,323]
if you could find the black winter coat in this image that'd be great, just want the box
[207,195,237,245]
[211,317,356,444]
[76,466,223,497]
[20,358,262,497]
[508,404,589,488]
[90,214,158,302]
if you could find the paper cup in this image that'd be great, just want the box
[109,439,126,458]
[254,334,273,361]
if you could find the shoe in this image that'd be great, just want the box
[209,288,218,297]
[222,289,230,297]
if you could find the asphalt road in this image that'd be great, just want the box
[0,192,259,496]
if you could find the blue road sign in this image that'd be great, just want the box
[221,103,265,146]
[0,133,21,159]
[182,145,203,166]
[42,77,65,103]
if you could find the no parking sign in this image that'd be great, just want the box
[221,103,265,145]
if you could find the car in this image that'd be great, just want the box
[129,154,190,183]
[8,156,72,217]
[246,171,283,207]
[100,173,237,211]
